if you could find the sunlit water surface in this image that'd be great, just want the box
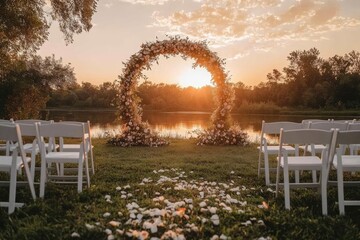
[44,110,332,143]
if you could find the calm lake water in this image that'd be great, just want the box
[43,110,345,142]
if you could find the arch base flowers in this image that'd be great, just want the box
[108,36,248,147]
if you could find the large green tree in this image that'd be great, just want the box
[0,0,98,73]
[0,0,98,118]
[0,56,76,119]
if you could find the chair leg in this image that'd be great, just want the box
[337,166,345,215]
[90,148,95,175]
[85,156,90,188]
[30,153,36,182]
[312,170,317,183]
[321,172,328,215]
[295,170,300,183]
[264,153,270,185]
[39,159,48,198]
[284,165,291,210]
[8,164,17,214]
[77,160,83,193]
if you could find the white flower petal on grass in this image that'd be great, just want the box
[116,229,124,235]
[107,234,115,240]
[184,198,193,204]
[210,214,220,225]
[241,220,252,226]
[150,224,158,233]
[209,207,217,214]
[104,229,112,235]
[258,220,265,226]
[220,234,228,240]
[199,201,207,208]
[108,221,121,227]
[103,212,111,218]
[199,191,205,198]
[116,186,121,191]
[71,232,80,238]
[85,223,95,230]
[210,235,219,240]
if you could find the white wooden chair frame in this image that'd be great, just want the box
[36,122,90,198]
[0,123,36,214]
[332,130,360,215]
[257,121,305,185]
[276,128,336,215]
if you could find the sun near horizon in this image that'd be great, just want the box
[178,67,213,88]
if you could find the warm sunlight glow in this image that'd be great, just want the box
[178,68,213,88]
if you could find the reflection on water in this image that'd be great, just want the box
[44,110,330,143]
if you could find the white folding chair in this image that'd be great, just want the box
[300,121,348,182]
[332,130,360,215]
[0,123,36,214]
[36,122,90,198]
[59,121,95,175]
[276,128,336,215]
[257,121,305,185]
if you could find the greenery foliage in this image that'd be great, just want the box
[110,37,248,147]
[1,139,359,239]
[0,56,76,119]
[0,0,98,74]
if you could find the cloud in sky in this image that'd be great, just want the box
[150,0,360,59]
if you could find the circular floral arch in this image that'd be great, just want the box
[109,36,248,146]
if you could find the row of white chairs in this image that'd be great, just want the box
[0,119,95,214]
[257,119,360,215]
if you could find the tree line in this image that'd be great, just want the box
[46,48,360,112]
[1,48,360,119]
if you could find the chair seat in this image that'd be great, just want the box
[0,156,31,171]
[299,144,327,152]
[23,143,40,153]
[279,156,322,170]
[45,152,82,163]
[258,145,295,154]
[333,155,360,171]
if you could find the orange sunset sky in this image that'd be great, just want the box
[38,0,360,88]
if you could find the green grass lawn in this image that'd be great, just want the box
[1,139,360,239]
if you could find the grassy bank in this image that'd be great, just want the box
[1,139,359,239]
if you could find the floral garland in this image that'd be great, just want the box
[108,36,248,146]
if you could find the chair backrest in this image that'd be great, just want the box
[280,128,336,166]
[331,119,356,123]
[347,123,360,131]
[37,122,86,138]
[309,121,349,131]
[335,130,360,145]
[0,123,22,143]
[0,123,27,161]
[59,120,91,134]
[301,119,330,125]
[17,123,37,137]
[279,129,335,146]
[261,121,305,135]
